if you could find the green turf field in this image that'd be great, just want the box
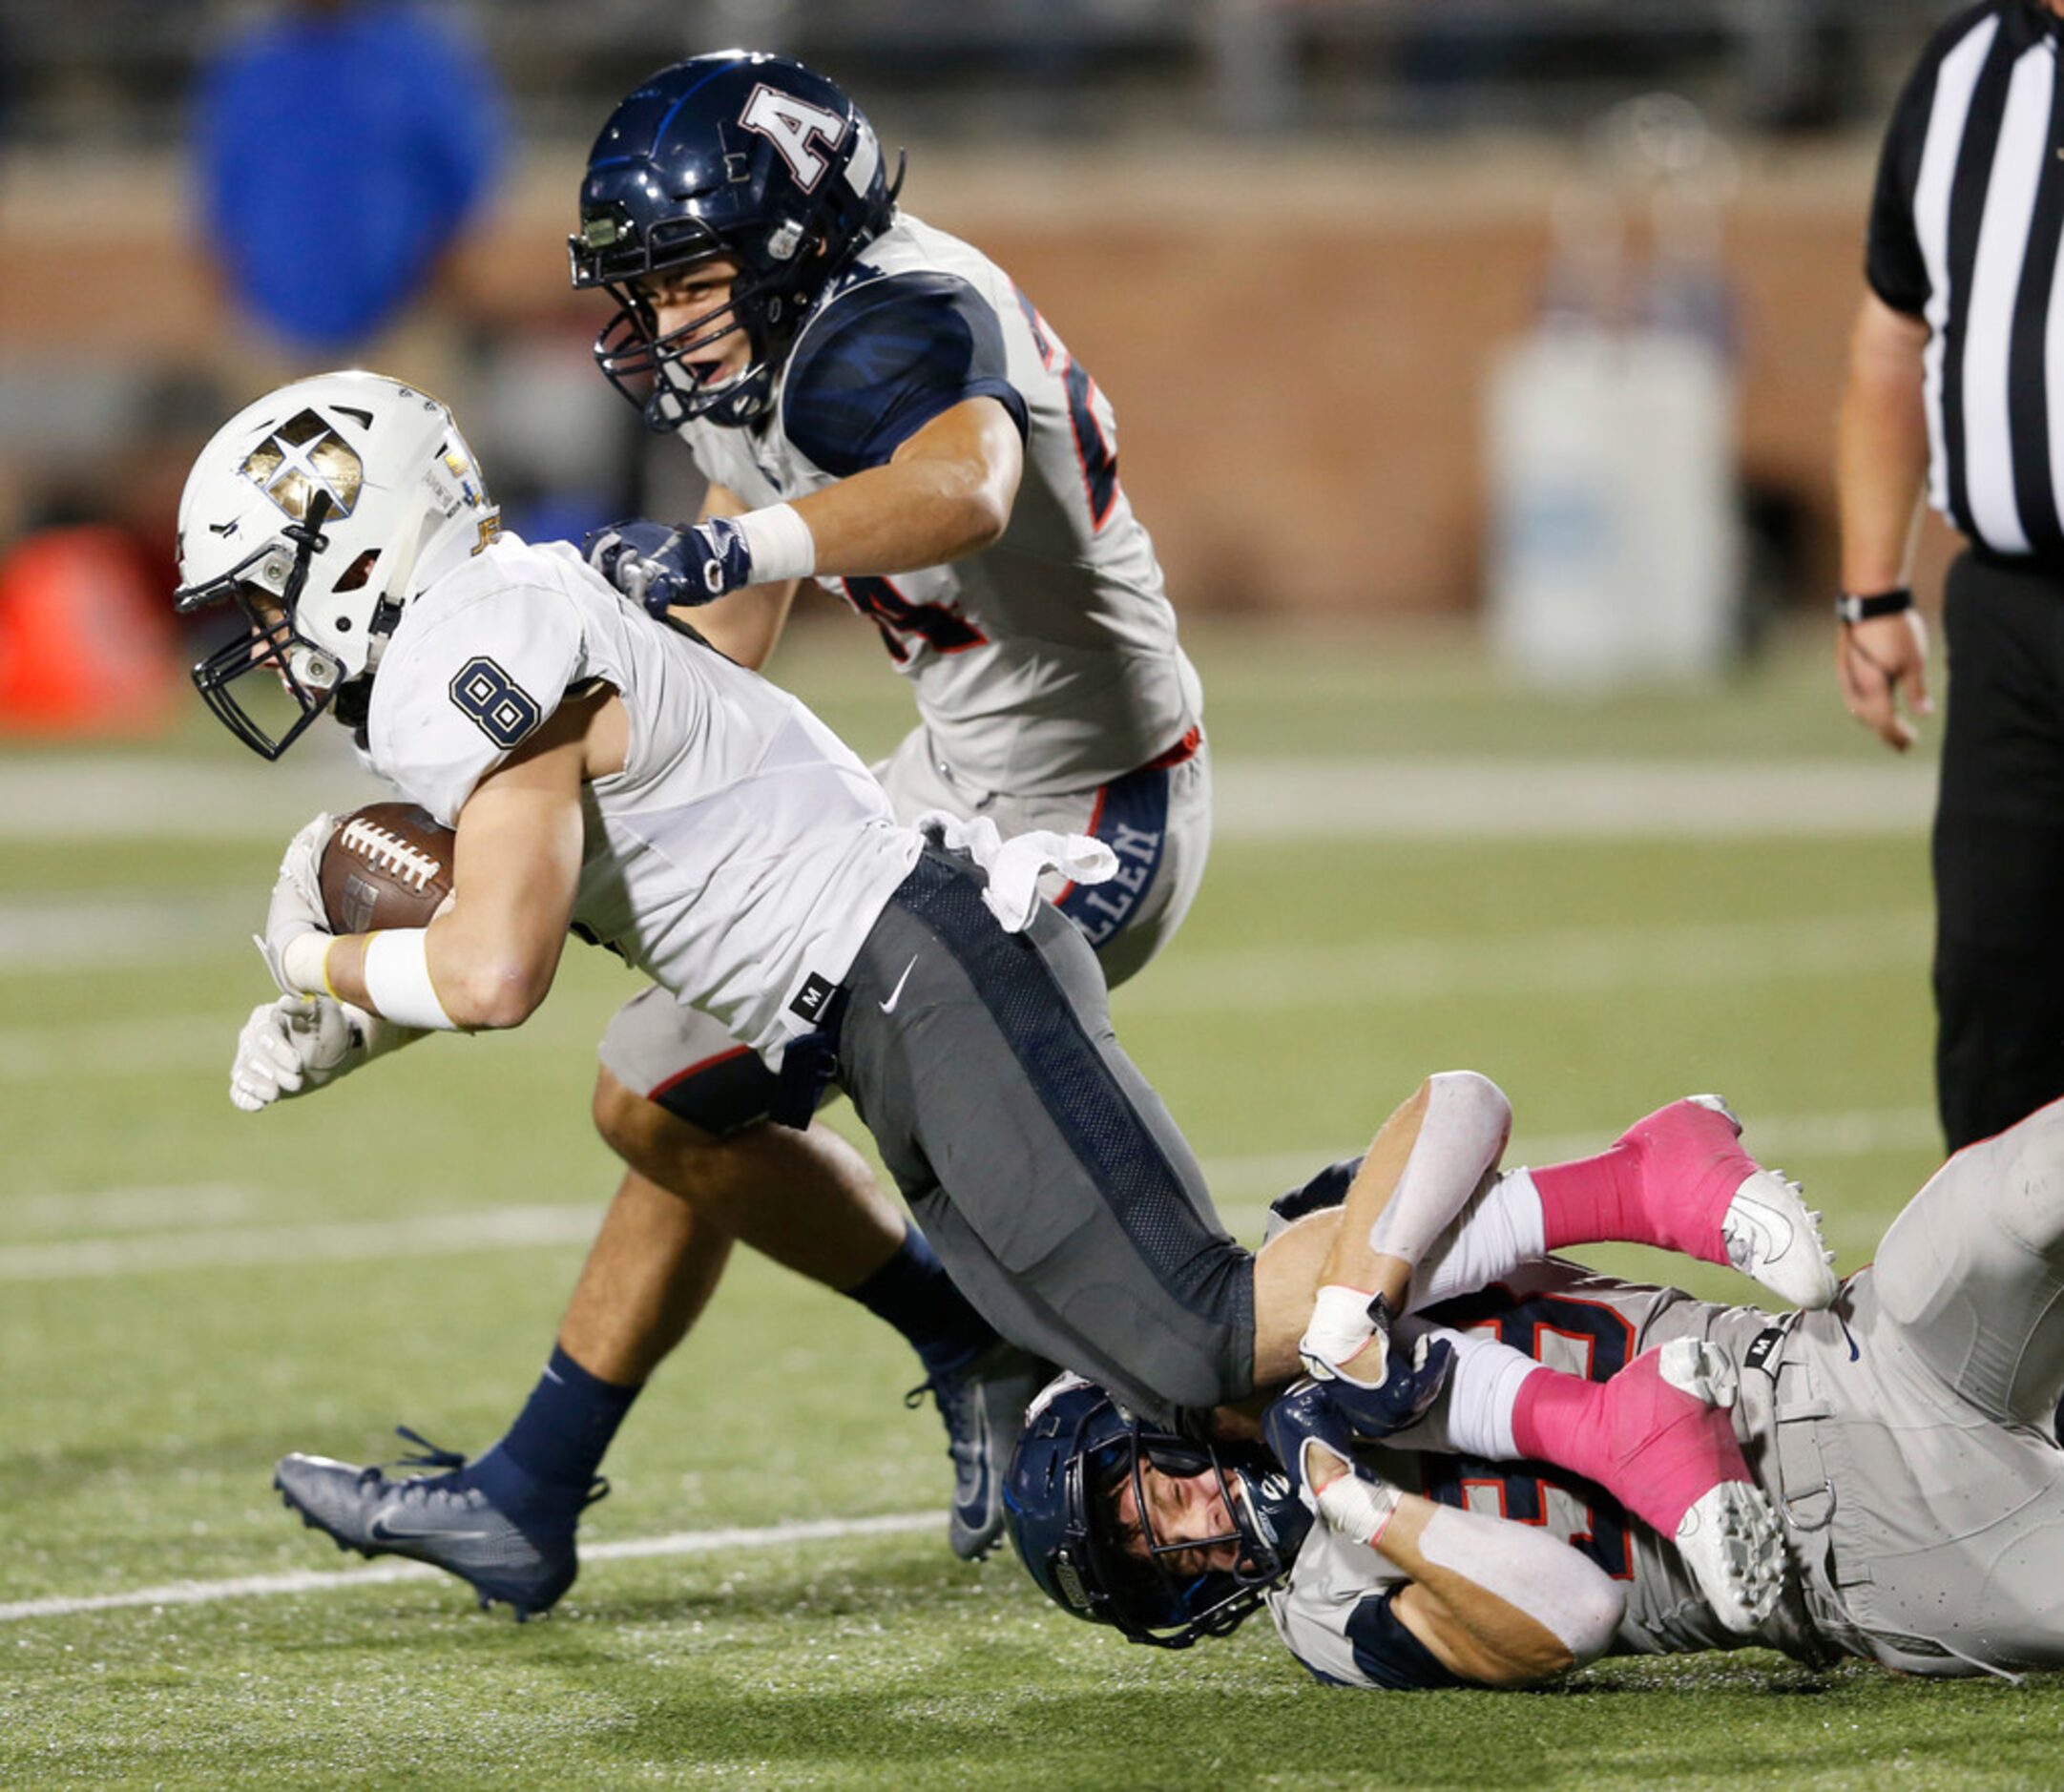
[6,618,2055,1790]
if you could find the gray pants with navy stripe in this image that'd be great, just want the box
[834,846,1253,1424]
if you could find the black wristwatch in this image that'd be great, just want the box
[1836,588,1915,625]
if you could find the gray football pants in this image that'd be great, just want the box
[1785,1095,2064,1675]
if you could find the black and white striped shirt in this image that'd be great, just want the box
[1872,1,2064,562]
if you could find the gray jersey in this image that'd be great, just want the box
[678,212,1201,797]
[365,530,919,1063]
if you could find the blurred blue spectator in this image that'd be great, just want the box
[193,0,506,350]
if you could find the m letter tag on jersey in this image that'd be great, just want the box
[740,84,845,192]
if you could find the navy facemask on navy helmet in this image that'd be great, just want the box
[569,50,904,431]
[1002,1374,1313,1650]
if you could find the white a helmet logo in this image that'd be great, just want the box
[739,84,846,193]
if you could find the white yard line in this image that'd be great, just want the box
[0,755,1935,842]
[1208,759,1936,839]
[0,897,261,973]
[0,756,385,841]
[1114,911,1930,1015]
[0,911,1931,1064]
[0,1511,940,1624]
[0,1109,1942,1278]
[0,1182,258,1234]
[0,1204,605,1281]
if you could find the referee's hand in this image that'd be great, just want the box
[1836,610,1932,752]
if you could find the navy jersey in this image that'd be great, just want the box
[1268,1262,1827,1685]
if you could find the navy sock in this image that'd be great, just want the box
[846,1224,997,1380]
[469,1344,639,1512]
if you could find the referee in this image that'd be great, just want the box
[1839,0,2064,1152]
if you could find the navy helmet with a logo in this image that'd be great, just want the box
[1002,1373,1312,1650]
[570,50,903,431]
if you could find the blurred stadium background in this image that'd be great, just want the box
[0,0,1970,668]
[7,7,2035,1787]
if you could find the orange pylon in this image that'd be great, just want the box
[0,527,177,736]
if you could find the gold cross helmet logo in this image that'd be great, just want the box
[240,409,365,522]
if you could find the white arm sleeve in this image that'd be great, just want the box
[1413,1501,1625,1663]
[1366,1071,1512,1268]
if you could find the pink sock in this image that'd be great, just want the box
[1530,1097,1756,1266]
[1510,1352,1750,1537]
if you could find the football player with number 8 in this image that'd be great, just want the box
[246,48,1220,1610]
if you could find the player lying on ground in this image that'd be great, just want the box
[239,46,1216,1596]
[176,373,1831,1620]
[1009,1089,2064,1684]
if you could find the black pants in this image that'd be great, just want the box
[1934,551,2064,1149]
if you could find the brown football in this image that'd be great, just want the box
[320,802,456,934]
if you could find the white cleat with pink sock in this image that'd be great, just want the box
[1720,1167,1839,1311]
[1674,1095,1841,1311]
[1621,1094,1840,1311]
[1513,1334,1786,1636]
[1655,1340,1785,1634]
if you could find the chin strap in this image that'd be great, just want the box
[278,489,335,613]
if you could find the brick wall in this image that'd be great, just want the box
[3,143,1922,614]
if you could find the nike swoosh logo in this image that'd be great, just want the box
[369,1517,492,1544]
[955,1402,992,1523]
[879,955,919,1014]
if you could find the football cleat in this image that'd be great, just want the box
[1675,1481,1786,1635]
[1721,1171,1840,1312]
[273,1427,603,1620]
[1617,1094,1838,1309]
[1558,1338,1784,1629]
[1650,1339,1783,1633]
[907,1342,1050,1562]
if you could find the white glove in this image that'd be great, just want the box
[228,992,413,1112]
[258,811,336,996]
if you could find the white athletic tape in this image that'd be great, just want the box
[1314,1469,1403,1548]
[734,501,817,585]
[362,928,457,1031]
[1300,1283,1379,1379]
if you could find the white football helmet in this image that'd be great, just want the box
[174,370,498,758]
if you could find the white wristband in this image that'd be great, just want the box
[1301,1283,1379,1379]
[280,930,335,998]
[735,501,816,586]
[361,929,459,1031]
[1315,1471,1403,1548]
